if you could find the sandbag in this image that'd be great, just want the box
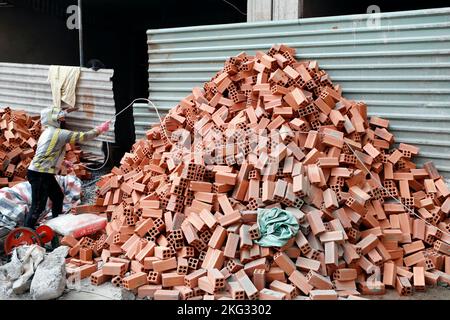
[45,214,107,237]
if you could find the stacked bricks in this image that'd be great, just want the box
[83,44,449,300]
[62,143,92,180]
[63,232,110,284]
[0,108,41,187]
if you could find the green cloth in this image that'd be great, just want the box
[255,207,299,247]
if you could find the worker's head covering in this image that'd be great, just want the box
[87,59,105,72]
[40,107,67,128]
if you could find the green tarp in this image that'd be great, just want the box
[255,207,299,247]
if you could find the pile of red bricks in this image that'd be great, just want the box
[67,44,449,300]
[0,107,92,186]
[63,232,108,279]
[63,143,92,180]
[0,107,41,187]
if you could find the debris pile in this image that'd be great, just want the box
[68,44,449,300]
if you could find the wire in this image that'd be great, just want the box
[222,0,247,16]
[82,177,102,188]
[79,141,110,171]
[295,130,450,240]
[342,138,450,239]
[80,98,172,188]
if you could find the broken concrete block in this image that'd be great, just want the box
[30,246,69,300]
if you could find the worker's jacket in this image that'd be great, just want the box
[28,107,101,174]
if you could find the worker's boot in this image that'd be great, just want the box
[24,214,39,230]
[51,236,60,250]
[45,236,60,252]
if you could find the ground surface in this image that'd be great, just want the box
[80,167,111,205]
[58,278,137,300]
[57,281,450,300]
[363,286,450,300]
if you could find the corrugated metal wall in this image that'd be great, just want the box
[133,102,153,139]
[145,8,450,180]
[0,62,115,159]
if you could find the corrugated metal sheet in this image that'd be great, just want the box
[133,102,155,138]
[146,8,450,180]
[0,62,115,159]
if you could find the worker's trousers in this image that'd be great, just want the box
[24,170,64,229]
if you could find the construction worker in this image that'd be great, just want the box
[24,107,110,229]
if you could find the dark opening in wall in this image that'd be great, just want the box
[81,0,247,164]
[0,0,247,164]
[302,0,450,18]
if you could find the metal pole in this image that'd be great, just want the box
[299,0,304,18]
[78,0,84,67]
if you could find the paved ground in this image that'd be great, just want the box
[57,281,449,300]
[363,286,450,300]
[58,278,137,300]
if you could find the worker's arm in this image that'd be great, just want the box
[63,121,110,144]
[63,128,100,145]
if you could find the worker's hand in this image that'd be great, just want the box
[64,160,74,169]
[97,121,111,133]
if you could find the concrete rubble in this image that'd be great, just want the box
[0,244,71,300]
[30,246,69,300]
[0,245,45,297]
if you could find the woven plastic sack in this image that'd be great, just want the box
[45,213,107,238]
[256,207,299,247]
